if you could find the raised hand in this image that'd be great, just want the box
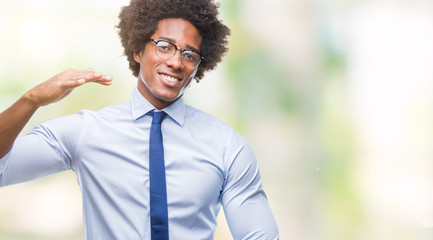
[24,68,112,107]
[0,68,112,158]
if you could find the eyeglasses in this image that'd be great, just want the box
[149,39,204,69]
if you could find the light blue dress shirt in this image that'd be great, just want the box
[0,88,279,240]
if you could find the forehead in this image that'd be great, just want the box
[152,18,202,49]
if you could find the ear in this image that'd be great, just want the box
[133,50,143,63]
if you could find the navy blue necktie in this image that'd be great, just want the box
[149,111,169,240]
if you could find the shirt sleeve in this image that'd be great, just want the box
[221,131,279,240]
[0,112,84,187]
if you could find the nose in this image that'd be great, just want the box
[165,50,184,71]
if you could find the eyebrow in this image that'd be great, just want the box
[158,36,201,53]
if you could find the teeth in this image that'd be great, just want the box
[161,74,179,82]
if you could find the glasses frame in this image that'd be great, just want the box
[149,39,205,69]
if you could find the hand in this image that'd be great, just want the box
[24,68,112,107]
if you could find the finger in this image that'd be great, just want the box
[93,72,103,78]
[89,75,113,83]
[79,72,103,83]
[99,81,112,86]
[64,68,93,76]
[93,79,113,86]
[63,69,110,84]
[60,70,93,82]
[100,75,112,81]
[74,74,112,87]
[62,78,86,89]
[77,79,86,85]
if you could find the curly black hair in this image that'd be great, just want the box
[117,0,230,82]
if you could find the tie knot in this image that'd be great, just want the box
[152,111,167,124]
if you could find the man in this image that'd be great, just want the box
[0,0,279,239]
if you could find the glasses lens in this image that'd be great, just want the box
[153,40,202,68]
[181,50,201,68]
[155,41,175,59]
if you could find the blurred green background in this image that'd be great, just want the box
[1,0,433,239]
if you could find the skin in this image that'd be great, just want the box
[0,18,203,158]
[0,68,112,158]
[134,18,203,110]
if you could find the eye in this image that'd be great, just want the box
[182,51,199,62]
[156,41,172,53]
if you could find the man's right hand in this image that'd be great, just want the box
[0,68,112,158]
[23,68,112,107]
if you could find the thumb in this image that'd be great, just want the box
[63,78,86,89]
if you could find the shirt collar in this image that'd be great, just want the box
[130,87,186,126]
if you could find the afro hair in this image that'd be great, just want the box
[117,0,231,82]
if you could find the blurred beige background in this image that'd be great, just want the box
[1,0,433,239]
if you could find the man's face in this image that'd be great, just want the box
[134,18,203,109]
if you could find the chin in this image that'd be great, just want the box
[153,92,180,102]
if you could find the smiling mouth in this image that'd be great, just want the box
[160,73,182,83]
